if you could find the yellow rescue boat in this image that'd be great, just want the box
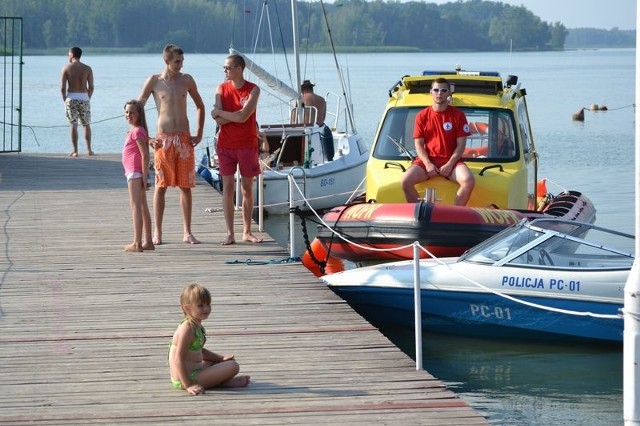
[366,69,539,209]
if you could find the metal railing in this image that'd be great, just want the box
[1,17,23,153]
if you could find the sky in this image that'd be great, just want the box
[366,0,637,30]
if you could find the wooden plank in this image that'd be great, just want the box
[0,153,487,424]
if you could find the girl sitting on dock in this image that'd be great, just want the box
[169,284,250,394]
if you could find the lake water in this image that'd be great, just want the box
[16,49,636,424]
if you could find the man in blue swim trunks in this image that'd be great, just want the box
[61,46,94,157]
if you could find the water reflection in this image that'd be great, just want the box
[378,327,622,425]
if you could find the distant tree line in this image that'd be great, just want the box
[565,28,635,49]
[0,0,633,53]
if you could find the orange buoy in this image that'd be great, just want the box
[536,179,550,211]
[302,238,345,277]
[537,178,547,196]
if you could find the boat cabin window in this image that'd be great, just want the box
[464,109,517,160]
[372,107,419,161]
[461,219,635,269]
[516,100,534,156]
[507,235,634,269]
[373,107,519,162]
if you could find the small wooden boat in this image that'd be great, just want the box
[321,218,633,343]
[313,190,596,264]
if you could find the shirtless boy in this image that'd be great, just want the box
[60,47,94,157]
[138,44,205,245]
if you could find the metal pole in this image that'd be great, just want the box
[289,175,296,258]
[291,0,302,120]
[258,173,264,232]
[413,242,423,371]
[623,6,640,423]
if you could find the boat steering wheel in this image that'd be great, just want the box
[538,249,554,266]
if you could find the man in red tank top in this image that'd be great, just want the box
[212,54,263,245]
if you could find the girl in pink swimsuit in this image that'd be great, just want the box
[122,100,153,252]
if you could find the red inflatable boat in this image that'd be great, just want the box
[312,191,596,264]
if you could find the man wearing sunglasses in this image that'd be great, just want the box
[212,54,263,246]
[401,77,475,205]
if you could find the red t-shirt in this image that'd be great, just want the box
[217,81,257,149]
[412,106,470,166]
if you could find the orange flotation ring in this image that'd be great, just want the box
[468,121,488,135]
[463,145,489,158]
[302,238,345,278]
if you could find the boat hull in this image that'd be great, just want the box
[198,132,368,215]
[322,258,626,343]
[257,149,367,214]
[331,285,622,343]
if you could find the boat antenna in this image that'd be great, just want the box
[509,38,513,75]
[319,0,357,133]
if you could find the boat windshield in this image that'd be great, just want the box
[461,219,635,269]
[460,221,537,263]
[372,107,519,162]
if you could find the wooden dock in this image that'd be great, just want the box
[0,153,487,425]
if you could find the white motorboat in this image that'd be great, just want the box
[321,218,634,343]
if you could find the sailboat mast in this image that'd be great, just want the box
[291,0,303,123]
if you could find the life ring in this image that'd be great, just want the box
[463,145,489,158]
[468,121,488,135]
[302,238,345,277]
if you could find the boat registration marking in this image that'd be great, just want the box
[320,177,336,187]
[501,276,581,292]
[469,304,512,320]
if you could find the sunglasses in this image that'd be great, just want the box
[431,87,450,93]
[222,65,235,71]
